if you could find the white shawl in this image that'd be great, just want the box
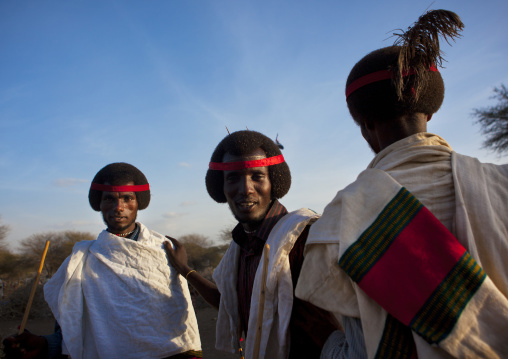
[296,134,508,358]
[44,223,201,359]
[213,208,319,359]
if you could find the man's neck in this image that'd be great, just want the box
[241,221,263,233]
[375,113,430,152]
[232,200,288,247]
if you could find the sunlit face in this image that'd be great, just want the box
[223,148,272,231]
[100,181,138,235]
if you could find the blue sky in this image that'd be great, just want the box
[1,0,507,250]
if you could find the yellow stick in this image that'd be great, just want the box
[18,240,50,334]
[253,244,270,359]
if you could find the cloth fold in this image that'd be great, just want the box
[296,134,508,359]
[214,208,319,358]
[44,223,201,359]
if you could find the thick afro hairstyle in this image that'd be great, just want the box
[205,130,291,203]
[346,46,444,124]
[346,10,463,124]
[88,162,151,211]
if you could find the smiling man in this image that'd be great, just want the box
[3,163,202,359]
[165,130,338,358]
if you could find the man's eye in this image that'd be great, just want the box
[226,176,239,183]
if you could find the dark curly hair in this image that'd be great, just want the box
[89,162,151,211]
[205,130,291,203]
[346,10,463,124]
[346,46,445,124]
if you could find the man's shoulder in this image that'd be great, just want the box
[73,238,96,251]
[284,208,320,222]
[267,208,320,247]
[137,223,168,247]
[453,152,508,174]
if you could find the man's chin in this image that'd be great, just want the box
[229,205,270,228]
[107,222,133,233]
[235,215,264,228]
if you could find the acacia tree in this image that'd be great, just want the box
[18,231,95,277]
[0,215,9,251]
[0,217,21,279]
[179,234,228,278]
[473,84,508,155]
[217,226,234,244]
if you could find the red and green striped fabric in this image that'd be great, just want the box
[339,187,486,346]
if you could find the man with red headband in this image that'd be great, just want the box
[165,130,338,358]
[296,9,508,359]
[3,163,202,359]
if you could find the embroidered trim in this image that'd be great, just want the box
[339,188,422,282]
[375,315,414,359]
[410,252,486,343]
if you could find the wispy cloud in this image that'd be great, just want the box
[179,201,196,207]
[53,220,101,229]
[162,211,188,219]
[178,162,191,168]
[53,178,88,187]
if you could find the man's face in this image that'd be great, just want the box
[223,148,272,229]
[359,120,381,154]
[100,181,138,234]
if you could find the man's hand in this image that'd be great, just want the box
[164,236,221,309]
[2,330,48,359]
[164,236,192,277]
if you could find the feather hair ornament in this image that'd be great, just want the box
[392,9,464,101]
[275,133,284,150]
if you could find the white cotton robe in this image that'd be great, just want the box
[213,208,319,359]
[44,223,201,359]
[296,133,508,359]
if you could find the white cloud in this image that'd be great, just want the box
[179,201,196,207]
[162,211,188,219]
[178,162,191,168]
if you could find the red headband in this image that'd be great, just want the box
[209,154,285,171]
[345,65,439,99]
[90,183,150,192]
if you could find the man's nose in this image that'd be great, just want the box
[238,176,254,195]
[114,199,125,211]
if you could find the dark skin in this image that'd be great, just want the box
[222,148,273,232]
[164,236,221,309]
[165,234,339,347]
[164,148,339,349]
[2,331,48,359]
[3,181,140,359]
[100,181,138,235]
[164,149,273,309]
[360,112,432,153]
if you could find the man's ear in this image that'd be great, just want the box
[354,116,374,130]
[426,114,433,122]
[364,118,376,131]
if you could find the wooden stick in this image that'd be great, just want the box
[18,240,50,334]
[252,244,270,359]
